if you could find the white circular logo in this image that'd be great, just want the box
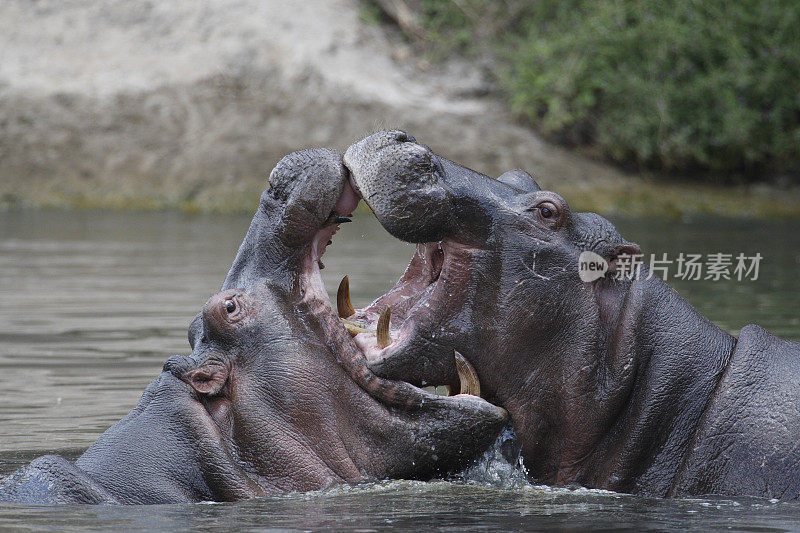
[578,251,609,282]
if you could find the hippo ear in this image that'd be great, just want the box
[184,360,229,396]
[188,313,203,350]
[606,243,643,275]
[497,170,541,192]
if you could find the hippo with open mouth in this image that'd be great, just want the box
[0,148,507,505]
[343,130,800,501]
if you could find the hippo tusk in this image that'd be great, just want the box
[376,307,392,349]
[453,351,481,397]
[337,275,356,318]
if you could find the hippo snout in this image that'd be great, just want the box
[343,130,453,243]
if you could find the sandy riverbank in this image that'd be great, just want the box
[1,0,798,217]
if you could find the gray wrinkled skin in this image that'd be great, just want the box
[344,130,800,501]
[0,148,507,505]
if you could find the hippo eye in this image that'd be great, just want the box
[536,201,558,222]
[225,300,236,314]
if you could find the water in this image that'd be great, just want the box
[1,209,799,530]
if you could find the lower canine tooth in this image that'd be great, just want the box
[337,276,355,318]
[376,307,392,349]
[454,351,481,397]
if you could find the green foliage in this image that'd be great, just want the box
[413,0,800,180]
[359,0,390,26]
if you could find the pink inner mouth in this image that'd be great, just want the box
[303,179,457,390]
[349,241,445,364]
[310,180,361,261]
[295,171,498,409]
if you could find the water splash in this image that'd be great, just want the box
[448,425,530,489]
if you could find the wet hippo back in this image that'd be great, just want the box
[0,456,116,504]
[672,325,800,499]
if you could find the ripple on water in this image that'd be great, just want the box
[1,211,799,531]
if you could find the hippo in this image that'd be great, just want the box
[342,130,800,501]
[0,148,507,505]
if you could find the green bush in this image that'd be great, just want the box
[412,0,800,181]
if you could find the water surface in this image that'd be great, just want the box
[1,210,799,531]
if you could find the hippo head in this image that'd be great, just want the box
[162,148,507,495]
[344,131,648,485]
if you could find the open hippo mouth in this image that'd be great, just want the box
[219,146,502,416]
[334,238,476,394]
[305,172,481,399]
[336,130,508,397]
